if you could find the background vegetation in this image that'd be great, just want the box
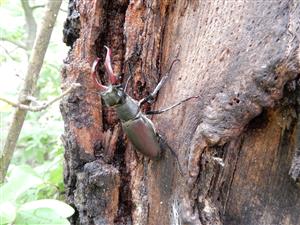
[0,0,73,224]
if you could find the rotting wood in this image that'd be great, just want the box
[61,0,130,224]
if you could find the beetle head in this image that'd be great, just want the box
[91,46,124,107]
[101,85,125,107]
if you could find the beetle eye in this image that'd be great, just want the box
[117,90,124,97]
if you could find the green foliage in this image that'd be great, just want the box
[38,62,62,99]
[0,54,8,64]
[0,202,16,224]
[1,165,43,202]
[15,202,72,225]
[0,0,26,62]
[0,27,25,44]
[0,1,72,224]
[0,166,74,225]
[12,109,66,203]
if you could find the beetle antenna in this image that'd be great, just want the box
[146,96,199,115]
[166,58,180,76]
[139,76,169,106]
[139,59,181,106]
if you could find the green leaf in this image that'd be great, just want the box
[0,202,16,225]
[0,165,43,202]
[49,166,63,184]
[15,208,70,225]
[19,199,74,218]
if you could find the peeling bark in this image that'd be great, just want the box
[61,0,300,225]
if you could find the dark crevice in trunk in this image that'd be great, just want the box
[94,0,129,131]
[93,1,133,223]
[287,79,300,183]
[221,137,244,216]
[113,135,133,225]
[246,110,269,130]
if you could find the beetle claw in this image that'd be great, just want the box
[104,46,118,84]
[92,58,108,91]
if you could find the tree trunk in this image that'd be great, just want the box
[61,0,300,224]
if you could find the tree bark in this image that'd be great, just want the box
[21,0,37,50]
[61,0,300,224]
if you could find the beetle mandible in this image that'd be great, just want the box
[92,46,198,174]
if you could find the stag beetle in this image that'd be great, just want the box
[92,46,198,174]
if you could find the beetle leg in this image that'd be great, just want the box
[157,133,184,176]
[146,96,199,115]
[139,76,168,106]
[139,59,180,106]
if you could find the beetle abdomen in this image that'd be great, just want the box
[122,114,161,159]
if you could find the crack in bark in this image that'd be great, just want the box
[289,81,300,183]
[222,137,244,215]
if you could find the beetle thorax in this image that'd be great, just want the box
[115,96,140,121]
[100,85,139,121]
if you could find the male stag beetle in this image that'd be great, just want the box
[91,46,198,175]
